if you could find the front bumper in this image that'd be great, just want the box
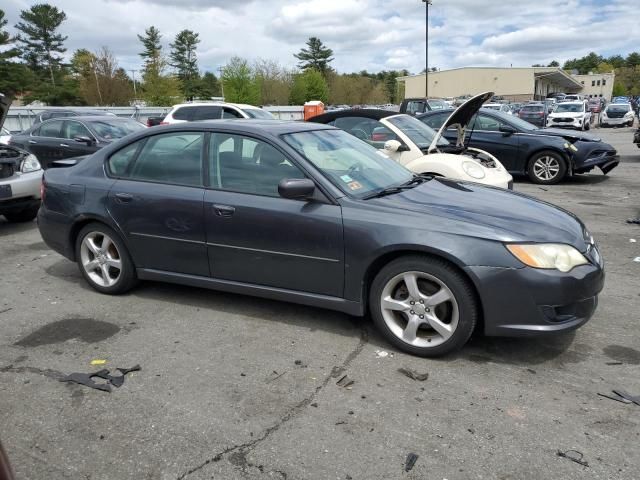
[477,170,513,189]
[547,117,585,129]
[575,152,619,174]
[600,117,633,126]
[465,259,604,336]
[0,170,42,213]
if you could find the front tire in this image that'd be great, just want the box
[369,255,478,357]
[527,150,567,184]
[75,223,137,294]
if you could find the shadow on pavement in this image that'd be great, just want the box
[0,218,37,237]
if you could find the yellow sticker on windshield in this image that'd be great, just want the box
[347,181,363,191]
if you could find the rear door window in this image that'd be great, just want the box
[172,107,196,121]
[62,120,93,140]
[192,106,222,121]
[129,132,204,186]
[37,120,64,138]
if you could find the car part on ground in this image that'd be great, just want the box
[308,94,513,189]
[38,119,604,357]
[418,107,619,184]
[9,116,146,169]
[0,93,42,222]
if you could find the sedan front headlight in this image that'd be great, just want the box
[21,154,42,173]
[506,243,588,272]
[461,160,486,179]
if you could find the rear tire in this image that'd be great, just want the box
[527,150,567,184]
[4,205,39,223]
[369,255,478,357]
[75,223,137,295]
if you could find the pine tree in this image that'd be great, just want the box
[170,29,200,100]
[138,26,162,72]
[15,3,68,86]
[294,37,334,77]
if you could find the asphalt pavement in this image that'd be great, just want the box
[1,125,639,480]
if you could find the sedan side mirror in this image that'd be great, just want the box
[384,140,405,153]
[499,124,517,136]
[278,178,315,200]
[74,135,94,145]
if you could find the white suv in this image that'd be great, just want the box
[161,102,275,124]
[547,101,592,130]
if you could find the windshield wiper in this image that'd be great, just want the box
[362,175,431,200]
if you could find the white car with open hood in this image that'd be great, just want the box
[308,92,513,189]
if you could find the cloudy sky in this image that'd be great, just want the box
[2,0,639,75]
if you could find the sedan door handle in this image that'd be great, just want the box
[60,143,69,147]
[212,204,235,217]
[115,192,134,203]
[28,140,37,144]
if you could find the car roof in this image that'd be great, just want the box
[150,119,335,136]
[170,102,263,110]
[308,108,399,123]
[556,101,584,105]
[46,115,130,122]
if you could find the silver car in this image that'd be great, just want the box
[0,94,42,223]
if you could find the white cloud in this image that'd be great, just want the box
[1,0,638,75]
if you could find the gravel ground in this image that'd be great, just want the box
[1,125,639,480]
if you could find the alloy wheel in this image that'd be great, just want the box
[533,156,560,181]
[380,271,459,348]
[80,232,122,287]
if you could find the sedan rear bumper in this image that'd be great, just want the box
[465,261,604,336]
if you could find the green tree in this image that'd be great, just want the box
[626,52,640,67]
[170,29,200,100]
[606,54,625,69]
[137,26,182,106]
[0,8,34,96]
[72,47,133,106]
[195,72,221,99]
[612,82,626,97]
[289,69,328,104]
[15,3,68,86]
[221,56,260,104]
[547,60,559,67]
[294,37,334,77]
[563,52,603,74]
[0,9,19,62]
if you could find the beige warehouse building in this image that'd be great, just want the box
[571,72,615,100]
[398,67,587,102]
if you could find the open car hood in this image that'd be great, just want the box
[0,93,10,130]
[428,91,493,153]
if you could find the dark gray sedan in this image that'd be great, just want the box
[9,116,146,169]
[38,120,604,356]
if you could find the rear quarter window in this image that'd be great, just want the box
[172,107,195,121]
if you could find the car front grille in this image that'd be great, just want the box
[553,118,575,123]
[0,163,15,179]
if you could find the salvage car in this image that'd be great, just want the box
[600,103,635,128]
[517,103,547,127]
[31,109,116,125]
[546,101,592,131]
[161,102,275,124]
[38,120,604,357]
[0,94,42,222]
[308,94,513,189]
[9,116,146,169]
[419,107,619,184]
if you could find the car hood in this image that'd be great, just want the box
[0,93,10,130]
[428,91,494,153]
[371,177,587,249]
[548,111,584,118]
[535,128,601,142]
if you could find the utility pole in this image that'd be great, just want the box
[218,66,225,100]
[422,0,432,98]
[92,61,103,105]
[130,69,138,99]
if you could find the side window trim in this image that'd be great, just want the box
[105,137,148,178]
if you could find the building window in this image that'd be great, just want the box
[597,80,601,86]
[602,79,606,86]
[592,80,595,86]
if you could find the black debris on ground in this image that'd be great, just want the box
[606,361,624,366]
[557,450,589,467]
[404,453,419,472]
[336,375,355,388]
[597,392,632,404]
[611,389,640,406]
[626,218,640,225]
[60,365,141,392]
[398,367,429,382]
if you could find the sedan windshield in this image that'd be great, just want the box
[386,114,449,149]
[554,103,584,113]
[244,108,275,119]
[282,129,413,198]
[90,119,146,140]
